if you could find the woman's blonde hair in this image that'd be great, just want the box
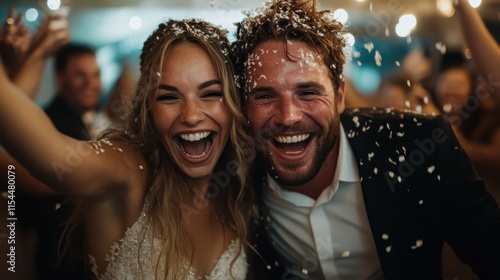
[104,19,254,278]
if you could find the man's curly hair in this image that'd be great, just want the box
[232,0,347,92]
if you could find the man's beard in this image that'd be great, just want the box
[255,116,341,187]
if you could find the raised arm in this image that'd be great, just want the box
[12,15,70,99]
[455,0,500,102]
[0,150,58,196]
[0,9,31,78]
[0,55,140,198]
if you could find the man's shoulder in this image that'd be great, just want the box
[341,107,438,124]
[341,107,446,137]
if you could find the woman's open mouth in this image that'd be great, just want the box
[176,131,215,160]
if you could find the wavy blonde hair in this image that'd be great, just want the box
[104,19,255,278]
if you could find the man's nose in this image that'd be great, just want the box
[276,95,302,126]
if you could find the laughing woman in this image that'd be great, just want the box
[0,19,254,279]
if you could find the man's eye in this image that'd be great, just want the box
[156,94,178,101]
[300,90,318,96]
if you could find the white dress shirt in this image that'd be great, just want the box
[263,124,382,279]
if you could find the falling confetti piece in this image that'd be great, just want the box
[139,165,143,170]
[55,203,61,210]
[375,50,382,67]
[435,42,447,54]
[368,152,375,161]
[386,246,392,253]
[301,268,309,275]
[364,42,374,53]
[419,199,424,205]
[341,251,350,258]
[382,234,389,240]
[385,26,390,37]
[374,167,378,174]
[427,165,435,174]
[395,61,400,66]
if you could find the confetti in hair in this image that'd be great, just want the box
[232,0,348,92]
[141,19,231,72]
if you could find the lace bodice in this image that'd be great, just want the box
[89,197,248,280]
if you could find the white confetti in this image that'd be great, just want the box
[341,251,350,258]
[398,155,405,162]
[364,42,374,53]
[427,165,435,174]
[368,152,375,161]
[375,50,382,67]
[382,234,389,240]
[139,165,144,170]
[435,42,447,54]
[418,199,424,205]
[374,167,378,174]
[55,203,61,210]
[411,239,423,249]
[395,61,400,66]
[386,246,392,253]
[388,171,395,178]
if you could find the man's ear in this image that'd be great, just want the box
[336,80,346,114]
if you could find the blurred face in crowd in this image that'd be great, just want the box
[56,54,102,111]
[436,67,472,113]
[244,40,345,187]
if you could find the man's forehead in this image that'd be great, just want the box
[248,40,320,61]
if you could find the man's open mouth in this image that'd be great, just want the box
[272,134,311,154]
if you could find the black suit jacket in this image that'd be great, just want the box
[45,95,91,141]
[250,108,500,280]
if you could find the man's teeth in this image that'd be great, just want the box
[274,134,310,144]
[179,131,210,141]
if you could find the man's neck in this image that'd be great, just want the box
[282,141,340,200]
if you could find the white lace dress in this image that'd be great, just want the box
[88,198,248,280]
